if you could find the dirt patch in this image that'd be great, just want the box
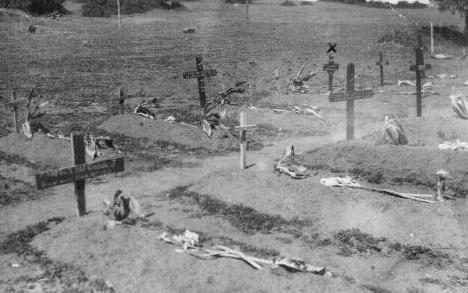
[303,141,468,197]
[167,185,310,236]
[332,228,453,269]
[0,217,115,292]
[0,175,38,206]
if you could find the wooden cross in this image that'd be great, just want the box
[115,87,127,115]
[323,55,339,93]
[35,128,125,216]
[3,91,27,133]
[329,63,374,140]
[183,56,217,108]
[235,112,256,169]
[410,35,431,117]
[375,51,389,86]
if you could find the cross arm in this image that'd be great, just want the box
[410,64,431,71]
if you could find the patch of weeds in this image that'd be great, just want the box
[0,217,115,292]
[419,277,442,285]
[167,185,310,236]
[204,235,280,258]
[402,245,452,268]
[0,175,39,206]
[436,129,458,141]
[350,166,384,184]
[334,229,386,255]
[362,284,394,293]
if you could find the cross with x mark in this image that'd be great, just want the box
[183,56,217,108]
[329,63,374,140]
[323,55,339,93]
[327,43,337,53]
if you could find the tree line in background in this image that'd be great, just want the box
[436,0,468,33]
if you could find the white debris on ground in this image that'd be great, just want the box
[274,145,309,179]
[134,100,155,119]
[430,54,453,60]
[449,93,468,119]
[438,140,468,151]
[383,115,408,145]
[292,105,324,119]
[320,176,437,203]
[158,230,330,276]
[164,115,176,123]
[398,80,416,87]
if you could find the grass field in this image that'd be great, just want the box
[1,0,468,292]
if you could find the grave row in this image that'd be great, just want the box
[2,40,431,217]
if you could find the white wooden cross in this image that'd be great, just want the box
[35,128,125,216]
[235,112,256,169]
[3,91,27,133]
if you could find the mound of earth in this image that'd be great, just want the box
[302,141,468,197]
[98,114,257,154]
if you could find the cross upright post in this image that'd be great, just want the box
[323,55,339,93]
[410,35,431,117]
[3,91,27,133]
[376,51,386,86]
[235,111,256,169]
[183,56,217,108]
[329,63,374,140]
[71,131,87,216]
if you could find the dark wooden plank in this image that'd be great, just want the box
[35,157,125,189]
[72,133,86,216]
[323,64,339,71]
[183,69,217,79]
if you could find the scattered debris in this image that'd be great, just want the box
[134,101,155,119]
[398,80,416,87]
[274,146,309,179]
[430,54,453,60]
[102,190,145,225]
[164,115,176,124]
[28,25,36,33]
[48,10,61,19]
[435,73,457,79]
[182,27,195,33]
[158,230,328,275]
[383,115,408,145]
[449,94,468,119]
[438,140,468,151]
[292,105,323,119]
[320,176,437,203]
[9,263,20,268]
[289,65,316,93]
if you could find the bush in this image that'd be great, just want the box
[299,1,314,5]
[225,0,252,3]
[82,0,184,17]
[0,0,68,15]
[280,0,297,6]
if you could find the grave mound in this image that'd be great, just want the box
[302,141,468,197]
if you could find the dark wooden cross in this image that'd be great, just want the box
[183,56,217,108]
[329,63,374,140]
[35,128,125,216]
[3,91,28,133]
[116,87,127,115]
[410,35,431,117]
[323,55,339,93]
[376,51,389,86]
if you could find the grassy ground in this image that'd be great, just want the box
[1,0,468,292]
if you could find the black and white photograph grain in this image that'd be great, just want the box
[1,0,468,292]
